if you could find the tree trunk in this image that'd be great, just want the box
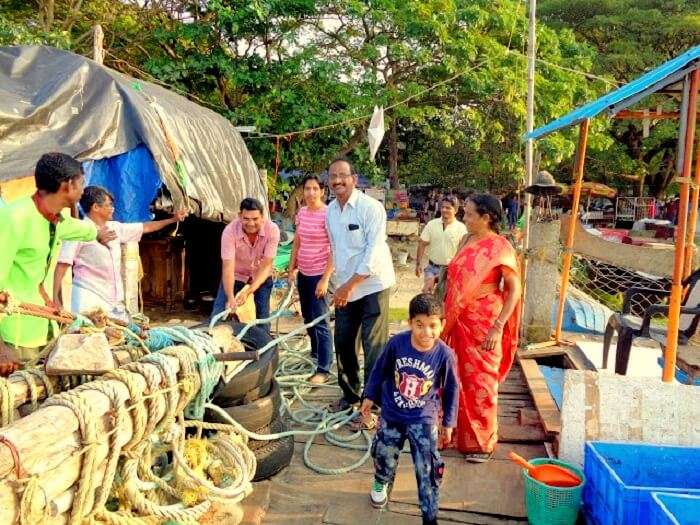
[388,120,399,189]
[637,171,646,197]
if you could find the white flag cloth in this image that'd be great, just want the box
[367,106,385,162]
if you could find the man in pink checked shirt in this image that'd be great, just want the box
[211,197,280,333]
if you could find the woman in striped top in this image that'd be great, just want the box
[289,175,334,384]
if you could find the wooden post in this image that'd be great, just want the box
[92,24,104,65]
[683,140,700,278]
[0,354,185,522]
[664,68,699,383]
[554,119,590,342]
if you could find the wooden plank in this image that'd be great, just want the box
[518,358,561,438]
[499,421,547,443]
[518,346,569,360]
[498,383,530,395]
[567,343,597,371]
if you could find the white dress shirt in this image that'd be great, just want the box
[326,189,396,302]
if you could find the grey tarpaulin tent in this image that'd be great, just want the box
[0,45,266,222]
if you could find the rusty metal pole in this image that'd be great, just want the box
[554,119,590,342]
[664,69,699,383]
[683,140,700,278]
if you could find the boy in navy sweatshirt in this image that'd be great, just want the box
[360,293,459,525]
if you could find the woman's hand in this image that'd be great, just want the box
[482,324,503,352]
[315,277,329,298]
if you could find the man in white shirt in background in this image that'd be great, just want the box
[326,157,396,414]
[415,195,467,293]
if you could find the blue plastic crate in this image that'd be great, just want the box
[584,442,700,525]
[650,493,700,525]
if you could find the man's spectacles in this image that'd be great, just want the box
[328,173,354,181]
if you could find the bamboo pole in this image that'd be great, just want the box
[683,140,700,278]
[554,119,590,342]
[0,354,183,523]
[663,68,700,383]
[520,0,537,342]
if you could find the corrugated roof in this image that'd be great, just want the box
[526,45,700,140]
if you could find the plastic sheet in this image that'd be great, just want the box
[82,145,161,222]
[0,45,266,222]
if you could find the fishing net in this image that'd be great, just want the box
[565,251,670,318]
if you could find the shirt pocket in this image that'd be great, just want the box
[346,226,364,249]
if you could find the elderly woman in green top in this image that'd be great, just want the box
[0,153,115,376]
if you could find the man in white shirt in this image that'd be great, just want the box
[326,157,396,412]
[415,195,467,293]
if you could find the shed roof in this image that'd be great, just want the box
[526,45,700,141]
[0,46,266,221]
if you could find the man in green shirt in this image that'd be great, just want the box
[0,153,115,375]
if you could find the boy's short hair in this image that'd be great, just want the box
[35,152,83,193]
[409,293,444,319]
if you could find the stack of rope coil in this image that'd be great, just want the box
[2,282,374,525]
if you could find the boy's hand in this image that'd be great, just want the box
[360,398,373,418]
[443,427,453,444]
[438,425,453,448]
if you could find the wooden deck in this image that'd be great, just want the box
[239,358,548,525]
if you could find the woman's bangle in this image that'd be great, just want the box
[493,319,505,330]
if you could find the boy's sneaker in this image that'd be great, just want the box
[369,480,388,508]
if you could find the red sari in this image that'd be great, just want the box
[441,234,521,453]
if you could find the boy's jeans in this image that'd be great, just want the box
[371,418,445,524]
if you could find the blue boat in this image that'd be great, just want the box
[551,286,613,335]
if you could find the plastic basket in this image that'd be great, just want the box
[584,442,700,525]
[650,493,700,525]
[522,458,585,525]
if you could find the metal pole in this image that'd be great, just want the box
[520,0,537,339]
[683,140,700,278]
[664,69,699,383]
[554,119,590,342]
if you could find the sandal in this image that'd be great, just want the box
[465,451,494,463]
[328,398,358,413]
[308,372,330,385]
[349,412,378,431]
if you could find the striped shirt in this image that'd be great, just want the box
[295,205,330,276]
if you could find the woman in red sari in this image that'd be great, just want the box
[441,194,521,462]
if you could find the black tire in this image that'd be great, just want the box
[252,433,295,481]
[210,322,279,404]
[241,378,273,404]
[248,416,288,451]
[204,380,282,430]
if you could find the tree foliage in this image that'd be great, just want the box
[1,1,603,194]
[540,0,700,196]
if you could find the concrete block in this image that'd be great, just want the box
[559,370,700,466]
[523,220,560,344]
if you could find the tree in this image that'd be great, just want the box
[1,0,600,196]
[540,0,700,196]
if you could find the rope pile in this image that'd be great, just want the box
[1,282,375,525]
[16,345,257,525]
[208,283,373,475]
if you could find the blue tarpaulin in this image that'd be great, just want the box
[526,45,700,140]
[82,145,162,223]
